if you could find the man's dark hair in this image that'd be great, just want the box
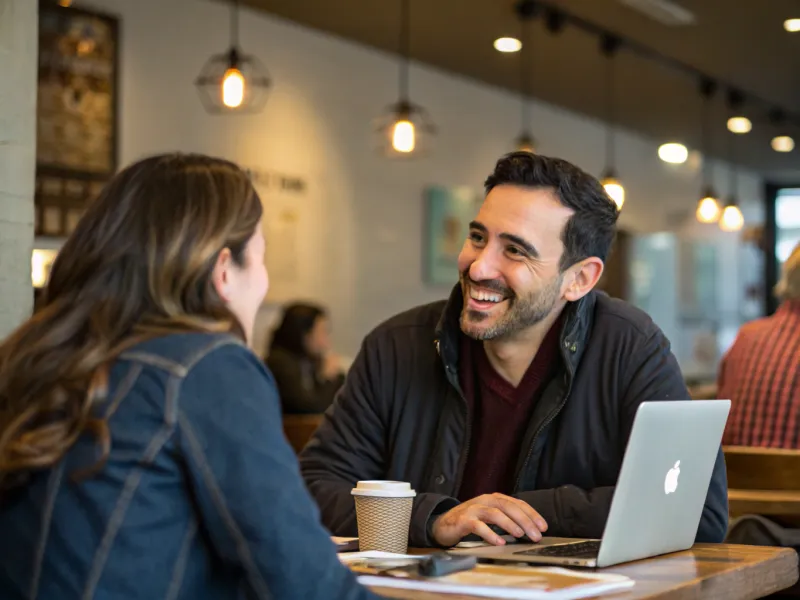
[484,152,619,271]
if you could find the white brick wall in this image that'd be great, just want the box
[0,0,36,339]
[66,0,765,358]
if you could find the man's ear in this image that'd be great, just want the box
[563,257,604,302]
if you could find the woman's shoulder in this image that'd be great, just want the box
[121,332,262,379]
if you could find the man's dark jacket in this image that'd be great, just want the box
[299,286,729,547]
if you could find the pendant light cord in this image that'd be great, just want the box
[601,35,619,172]
[520,16,531,133]
[230,0,240,49]
[700,79,715,190]
[728,131,737,204]
[606,55,615,170]
[398,0,410,102]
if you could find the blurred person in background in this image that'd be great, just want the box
[722,242,800,550]
[0,154,380,600]
[267,302,345,414]
[719,241,800,449]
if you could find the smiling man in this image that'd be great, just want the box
[300,152,728,548]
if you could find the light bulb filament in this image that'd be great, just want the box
[696,197,721,224]
[222,68,245,108]
[719,205,744,232]
[602,178,625,209]
[392,119,416,153]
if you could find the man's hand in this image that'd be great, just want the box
[431,493,548,547]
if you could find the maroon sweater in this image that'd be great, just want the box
[457,318,562,501]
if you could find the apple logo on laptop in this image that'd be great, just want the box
[664,460,681,494]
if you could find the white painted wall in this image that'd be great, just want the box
[0,0,37,339]
[68,0,765,364]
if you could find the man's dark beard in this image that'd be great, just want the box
[460,272,563,341]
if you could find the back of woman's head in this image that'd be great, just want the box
[269,303,326,357]
[0,153,263,487]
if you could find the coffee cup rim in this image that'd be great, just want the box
[351,480,417,498]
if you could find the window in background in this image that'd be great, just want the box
[776,190,800,268]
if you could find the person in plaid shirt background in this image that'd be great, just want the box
[718,241,800,449]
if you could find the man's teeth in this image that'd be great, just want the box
[470,289,503,303]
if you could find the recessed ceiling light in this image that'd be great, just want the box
[658,142,689,164]
[784,18,800,32]
[727,117,752,134]
[772,136,795,152]
[494,37,522,53]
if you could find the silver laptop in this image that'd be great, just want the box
[452,400,731,568]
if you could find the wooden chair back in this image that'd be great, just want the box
[282,414,324,454]
[724,445,800,524]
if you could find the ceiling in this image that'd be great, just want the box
[240,0,800,179]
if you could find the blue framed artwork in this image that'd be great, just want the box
[424,186,480,285]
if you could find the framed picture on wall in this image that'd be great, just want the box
[424,186,480,286]
[35,1,119,237]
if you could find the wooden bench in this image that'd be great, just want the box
[725,446,800,596]
[282,414,324,453]
[724,445,800,524]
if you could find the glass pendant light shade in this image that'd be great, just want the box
[376,100,436,157]
[194,1,271,114]
[696,186,721,223]
[719,200,744,232]
[375,0,435,158]
[195,48,271,114]
[601,168,625,209]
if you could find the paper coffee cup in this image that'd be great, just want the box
[351,481,416,553]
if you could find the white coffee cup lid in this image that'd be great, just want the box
[351,481,416,498]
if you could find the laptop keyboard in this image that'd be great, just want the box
[515,540,601,559]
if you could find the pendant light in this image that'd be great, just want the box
[375,0,435,156]
[514,0,538,153]
[599,35,624,210]
[194,0,271,114]
[719,104,744,233]
[725,89,751,134]
[769,109,795,153]
[696,79,721,224]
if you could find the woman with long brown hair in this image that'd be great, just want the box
[0,154,380,600]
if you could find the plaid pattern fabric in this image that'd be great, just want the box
[718,301,800,448]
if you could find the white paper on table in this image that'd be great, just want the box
[341,553,635,600]
[338,551,419,563]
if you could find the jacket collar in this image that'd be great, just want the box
[434,283,596,378]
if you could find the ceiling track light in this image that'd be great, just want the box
[544,8,566,34]
[658,142,688,164]
[517,1,800,163]
[494,37,522,52]
[784,18,800,32]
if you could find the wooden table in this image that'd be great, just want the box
[368,544,798,599]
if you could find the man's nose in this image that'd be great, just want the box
[468,249,502,284]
